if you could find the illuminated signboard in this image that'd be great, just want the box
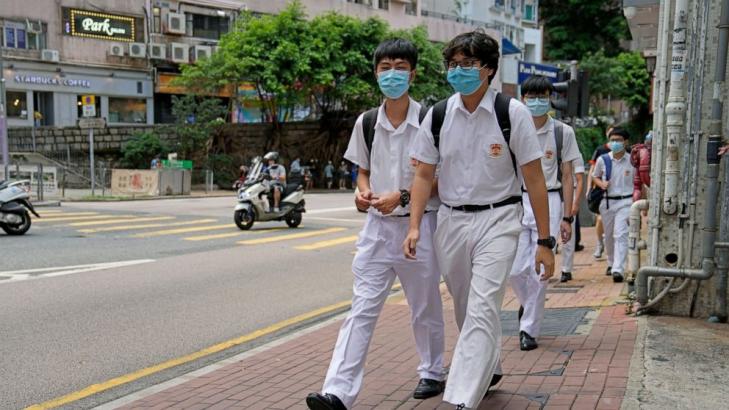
[68,9,136,42]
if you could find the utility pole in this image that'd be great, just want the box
[0,46,9,179]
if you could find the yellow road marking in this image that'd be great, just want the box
[237,227,346,245]
[24,299,354,410]
[295,235,359,250]
[35,212,99,219]
[36,210,65,215]
[183,226,290,242]
[78,219,217,234]
[69,216,175,227]
[132,224,235,238]
[35,215,135,223]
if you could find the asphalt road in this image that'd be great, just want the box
[0,192,367,409]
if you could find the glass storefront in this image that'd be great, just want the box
[109,97,147,124]
[6,91,28,119]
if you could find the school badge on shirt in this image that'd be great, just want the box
[489,143,503,158]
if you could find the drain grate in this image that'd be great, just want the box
[501,307,593,336]
[546,288,580,293]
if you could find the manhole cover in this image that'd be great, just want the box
[501,308,593,336]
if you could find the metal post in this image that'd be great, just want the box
[89,128,95,196]
[31,122,36,152]
[0,47,9,178]
[101,163,106,197]
[37,163,43,201]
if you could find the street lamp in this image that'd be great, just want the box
[645,56,657,74]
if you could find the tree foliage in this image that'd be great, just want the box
[540,0,630,61]
[120,131,169,169]
[170,95,227,160]
[580,50,650,111]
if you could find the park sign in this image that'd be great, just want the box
[66,9,136,42]
[518,62,561,85]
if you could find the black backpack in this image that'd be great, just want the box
[360,93,516,174]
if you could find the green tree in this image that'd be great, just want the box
[540,0,630,61]
[120,131,169,169]
[170,95,227,161]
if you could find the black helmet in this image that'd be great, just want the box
[263,151,279,162]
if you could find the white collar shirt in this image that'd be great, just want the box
[535,118,582,190]
[409,88,544,206]
[592,151,634,197]
[344,98,440,216]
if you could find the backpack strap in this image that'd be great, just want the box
[430,99,449,149]
[418,104,429,124]
[361,108,378,158]
[602,153,613,180]
[494,92,518,176]
[554,119,564,184]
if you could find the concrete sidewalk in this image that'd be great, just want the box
[101,227,640,410]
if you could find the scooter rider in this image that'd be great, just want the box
[264,152,286,213]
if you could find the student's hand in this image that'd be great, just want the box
[560,220,572,244]
[371,192,400,215]
[598,180,609,190]
[571,203,580,217]
[535,245,555,280]
[355,189,374,211]
[719,144,729,156]
[403,229,420,260]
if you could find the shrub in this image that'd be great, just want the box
[121,131,169,169]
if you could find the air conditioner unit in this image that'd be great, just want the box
[26,19,42,33]
[170,43,189,63]
[166,12,186,35]
[129,43,146,58]
[192,45,212,61]
[109,44,125,57]
[41,49,60,62]
[149,43,166,59]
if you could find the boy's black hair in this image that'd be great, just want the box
[373,38,418,70]
[443,30,500,82]
[521,75,554,96]
[608,127,631,141]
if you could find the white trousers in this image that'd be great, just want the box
[509,192,563,338]
[436,203,523,409]
[561,218,577,273]
[322,212,444,409]
[600,198,631,274]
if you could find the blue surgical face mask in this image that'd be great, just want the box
[525,97,551,117]
[377,69,411,99]
[609,141,625,153]
[447,66,485,96]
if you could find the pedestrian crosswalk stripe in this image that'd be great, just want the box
[35,214,135,223]
[35,212,100,219]
[132,224,235,238]
[237,227,347,245]
[295,235,359,250]
[36,210,65,215]
[78,219,218,234]
[182,226,291,242]
[70,216,176,227]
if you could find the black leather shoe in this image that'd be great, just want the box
[606,266,613,276]
[612,271,624,283]
[483,373,503,399]
[306,393,346,410]
[520,331,538,351]
[518,305,524,322]
[413,378,444,399]
[560,272,572,282]
[575,244,585,252]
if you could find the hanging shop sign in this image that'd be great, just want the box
[67,9,136,42]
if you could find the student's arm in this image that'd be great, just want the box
[404,162,436,259]
[522,159,555,278]
[560,161,573,244]
[591,158,608,190]
[355,168,373,211]
[573,172,584,215]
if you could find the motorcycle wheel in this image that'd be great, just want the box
[285,211,302,228]
[234,209,254,230]
[2,211,31,235]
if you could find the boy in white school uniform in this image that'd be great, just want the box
[404,31,555,410]
[306,39,445,410]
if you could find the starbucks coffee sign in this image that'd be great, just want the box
[68,9,136,42]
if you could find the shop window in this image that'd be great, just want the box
[109,98,147,124]
[6,91,28,119]
[191,14,229,40]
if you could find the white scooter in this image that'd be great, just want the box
[234,157,305,230]
[0,180,40,235]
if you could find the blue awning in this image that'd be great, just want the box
[502,38,522,55]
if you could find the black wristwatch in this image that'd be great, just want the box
[537,236,557,249]
[562,216,574,223]
[399,189,411,207]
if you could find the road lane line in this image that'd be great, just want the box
[23,299,354,410]
[78,219,217,234]
[132,224,235,238]
[294,235,359,250]
[69,216,175,227]
[34,212,100,219]
[237,227,346,245]
[306,216,365,223]
[305,206,357,215]
[35,215,135,223]
[183,226,290,242]
[0,260,155,284]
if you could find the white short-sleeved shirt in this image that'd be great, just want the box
[573,156,585,175]
[409,89,544,207]
[537,119,582,190]
[344,98,440,217]
[592,151,634,197]
[268,164,286,183]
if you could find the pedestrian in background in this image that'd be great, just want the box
[324,160,335,189]
[307,38,445,410]
[587,126,613,259]
[592,128,634,283]
[338,161,349,190]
